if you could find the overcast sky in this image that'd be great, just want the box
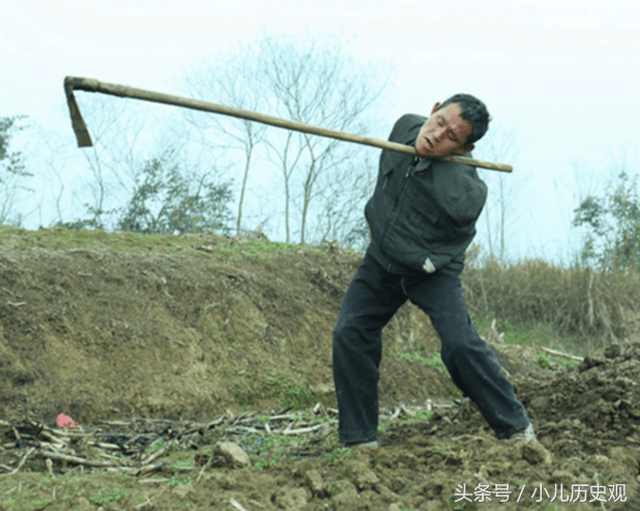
[2,0,639,264]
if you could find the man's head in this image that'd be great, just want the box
[415,93,491,158]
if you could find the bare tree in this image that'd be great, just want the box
[474,121,534,262]
[179,32,389,244]
[33,124,75,224]
[0,116,31,225]
[180,44,267,236]
[267,129,305,242]
[313,154,376,252]
[256,34,388,244]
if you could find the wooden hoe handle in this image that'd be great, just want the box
[64,76,513,173]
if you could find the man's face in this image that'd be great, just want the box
[415,102,475,158]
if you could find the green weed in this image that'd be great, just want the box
[148,439,165,454]
[540,503,565,511]
[323,431,340,449]
[313,415,332,425]
[562,358,580,368]
[164,474,194,487]
[281,378,315,409]
[431,444,457,451]
[600,473,615,486]
[91,488,126,505]
[254,459,279,470]
[233,370,316,410]
[536,353,551,370]
[400,410,434,422]
[450,496,478,510]
[201,433,215,444]
[238,433,305,470]
[323,447,351,466]
[395,350,447,374]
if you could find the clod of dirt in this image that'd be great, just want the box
[304,468,325,496]
[273,487,309,509]
[77,497,94,511]
[343,458,380,490]
[522,439,553,465]
[210,441,250,468]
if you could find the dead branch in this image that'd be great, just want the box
[40,450,117,468]
[10,447,36,474]
[541,347,583,361]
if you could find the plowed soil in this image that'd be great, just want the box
[0,227,638,510]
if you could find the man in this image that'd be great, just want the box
[332,94,535,447]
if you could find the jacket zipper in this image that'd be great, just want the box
[380,165,414,262]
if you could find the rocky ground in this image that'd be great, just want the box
[0,227,638,510]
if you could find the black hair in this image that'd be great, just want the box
[436,93,491,145]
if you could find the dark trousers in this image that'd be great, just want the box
[332,252,530,443]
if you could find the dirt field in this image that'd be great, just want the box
[0,227,638,510]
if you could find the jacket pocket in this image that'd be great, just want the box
[404,183,442,228]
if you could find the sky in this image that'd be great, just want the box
[1,0,639,265]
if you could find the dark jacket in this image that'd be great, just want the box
[365,114,487,276]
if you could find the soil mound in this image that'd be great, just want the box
[0,229,461,426]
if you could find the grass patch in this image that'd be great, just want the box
[400,410,434,422]
[232,369,320,410]
[450,497,479,511]
[393,349,461,397]
[322,447,352,466]
[471,311,595,359]
[395,350,447,374]
[237,433,306,469]
[90,488,127,505]
[0,226,325,262]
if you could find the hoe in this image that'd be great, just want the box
[64,76,512,173]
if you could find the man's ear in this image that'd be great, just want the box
[430,102,442,115]
[453,143,475,155]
